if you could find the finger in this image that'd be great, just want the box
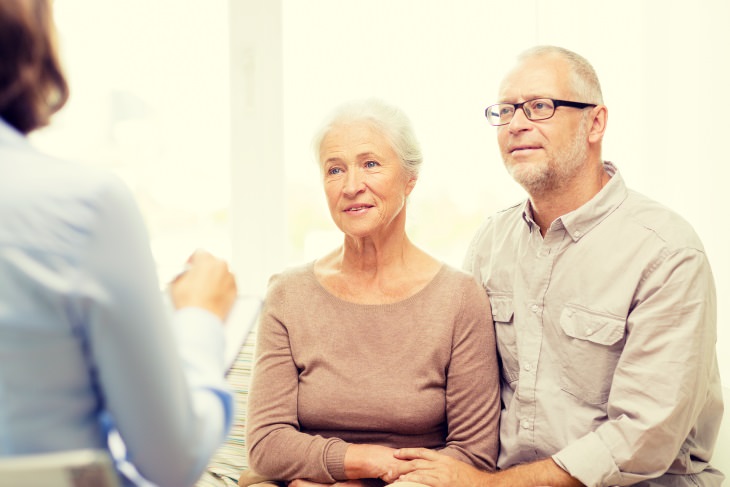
[384,463,416,484]
[393,448,440,461]
[396,472,438,487]
[187,248,210,263]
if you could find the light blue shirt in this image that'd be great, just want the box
[0,118,233,487]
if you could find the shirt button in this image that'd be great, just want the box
[531,304,539,313]
[524,363,532,371]
[586,328,593,335]
[573,230,582,238]
[521,420,531,429]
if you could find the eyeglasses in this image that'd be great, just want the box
[485,98,597,126]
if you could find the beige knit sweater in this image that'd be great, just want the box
[246,263,500,483]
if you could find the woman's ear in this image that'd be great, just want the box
[404,176,417,196]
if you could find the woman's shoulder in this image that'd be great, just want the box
[436,263,482,287]
[429,263,488,305]
[265,262,318,295]
[2,140,132,216]
[1,141,138,253]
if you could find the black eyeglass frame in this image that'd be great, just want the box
[485,98,597,126]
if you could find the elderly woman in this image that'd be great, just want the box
[241,99,500,487]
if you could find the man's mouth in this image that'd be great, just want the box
[510,145,541,153]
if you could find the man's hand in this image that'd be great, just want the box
[390,451,583,487]
[289,480,382,487]
[386,448,486,487]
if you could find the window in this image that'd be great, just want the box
[32,0,231,284]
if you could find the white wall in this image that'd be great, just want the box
[229,1,730,384]
[229,0,286,296]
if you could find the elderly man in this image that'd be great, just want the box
[389,46,724,486]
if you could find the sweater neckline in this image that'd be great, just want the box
[306,261,448,308]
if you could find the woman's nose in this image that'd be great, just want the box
[343,170,365,196]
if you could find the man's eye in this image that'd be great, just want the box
[530,100,554,112]
[500,106,513,116]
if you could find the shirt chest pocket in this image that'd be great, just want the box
[558,304,626,405]
[489,294,519,385]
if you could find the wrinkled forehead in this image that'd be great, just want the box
[321,120,387,148]
[319,120,394,160]
[498,54,573,103]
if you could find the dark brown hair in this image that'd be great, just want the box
[0,0,69,134]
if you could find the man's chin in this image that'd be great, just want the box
[507,161,548,189]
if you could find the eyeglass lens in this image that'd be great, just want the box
[487,99,556,125]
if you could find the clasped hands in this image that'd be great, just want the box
[287,446,484,487]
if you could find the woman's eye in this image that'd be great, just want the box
[365,160,379,168]
[327,167,342,175]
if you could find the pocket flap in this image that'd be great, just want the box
[560,305,625,345]
[489,294,514,322]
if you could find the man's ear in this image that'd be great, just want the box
[588,105,608,144]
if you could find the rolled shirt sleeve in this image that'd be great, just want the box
[554,247,720,486]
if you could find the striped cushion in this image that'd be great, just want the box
[196,328,257,487]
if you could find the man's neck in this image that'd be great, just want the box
[530,162,609,236]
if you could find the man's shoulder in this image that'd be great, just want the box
[474,200,526,236]
[495,200,525,216]
[621,189,705,251]
[464,200,527,272]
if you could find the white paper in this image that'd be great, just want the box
[222,294,262,371]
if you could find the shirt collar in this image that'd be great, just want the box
[521,200,537,229]
[521,161,629,241]
[0,117,28,146]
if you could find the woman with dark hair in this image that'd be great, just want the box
[0,0,69,133]
[0,2,238,486]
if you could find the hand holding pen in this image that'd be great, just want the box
[169,249,237,322]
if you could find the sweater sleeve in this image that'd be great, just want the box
[437,275,500,471]
[245,274,349,483]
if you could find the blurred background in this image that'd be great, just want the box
[33,0,729,384]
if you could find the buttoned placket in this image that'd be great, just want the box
[515,220,564,458]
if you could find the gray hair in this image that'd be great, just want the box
[312,98,423,178]
[518,45,604,105]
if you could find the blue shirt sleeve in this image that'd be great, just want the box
[71,175,232,487]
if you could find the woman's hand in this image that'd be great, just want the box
[169,249,237,320]
[344,444,410,483]
[289,480,382,487]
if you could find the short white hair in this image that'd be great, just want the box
[312,98,423,178]
[518,45,604,104]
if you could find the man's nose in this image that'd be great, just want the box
[508,106,532,132]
